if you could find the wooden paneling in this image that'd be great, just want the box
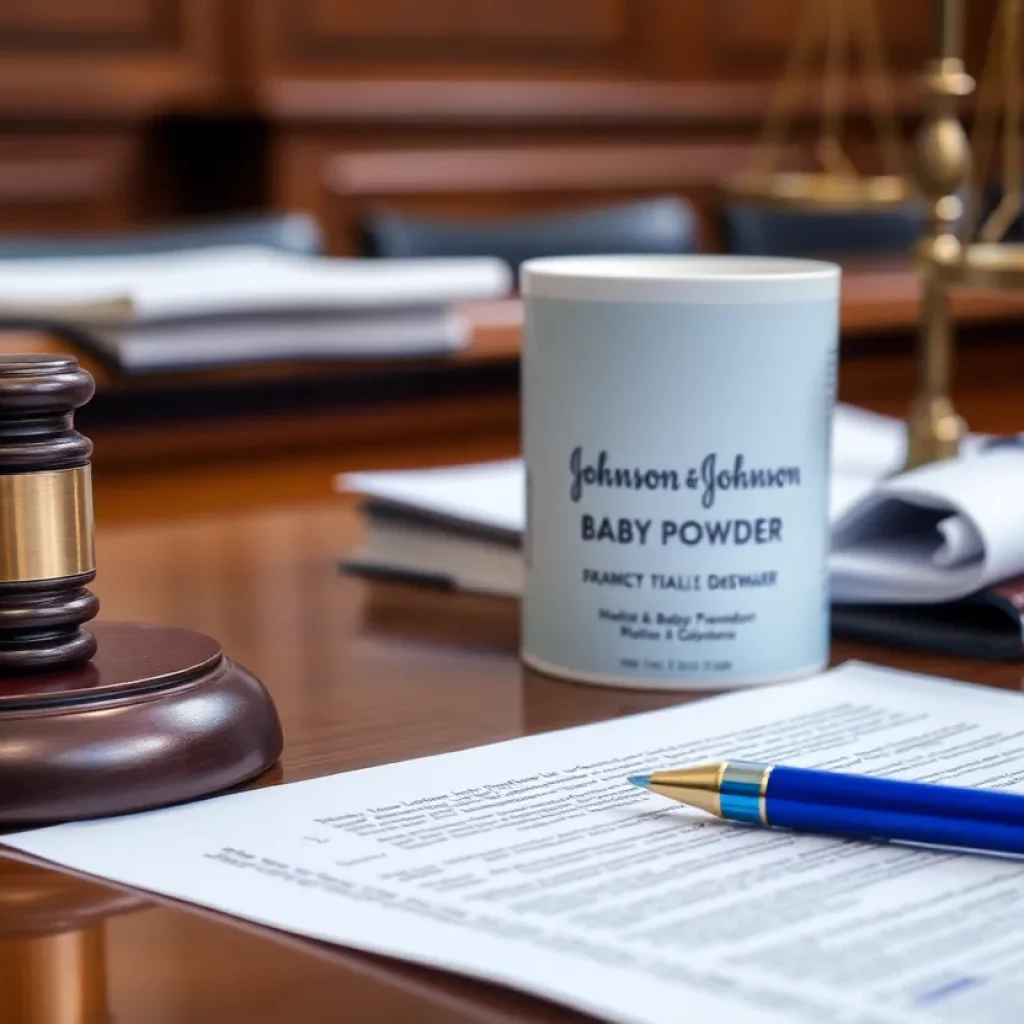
[256,0,948,253]
[0,0,179,50]
[249,0,659,86]
[291,0,634,64]
[714,0,934,71]
[249,0,943,122]
[0,0,231,117]
[0,0,235,230]
[0,134,140,232]
[0,1,999,240]
[315,140,809,252]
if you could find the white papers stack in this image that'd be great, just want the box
[10,662,1024,1023]
[0,246,512,371]
[338,404,1022,608]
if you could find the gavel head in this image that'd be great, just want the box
[0,354,99,674]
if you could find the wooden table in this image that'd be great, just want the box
[2,338,1024,1020]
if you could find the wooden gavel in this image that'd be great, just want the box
[0,354,99,673]
[0,353,283,826]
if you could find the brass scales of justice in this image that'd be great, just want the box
[727,0,1024,470]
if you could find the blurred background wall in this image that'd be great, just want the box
[0,0,997,254]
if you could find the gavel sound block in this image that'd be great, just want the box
[0,355,283,826]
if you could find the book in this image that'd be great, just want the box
[831,577,1024,660]
[337,406,1024,659]
[79,308,468,373]
[11,662,1024,1022]
[0,246,512,371]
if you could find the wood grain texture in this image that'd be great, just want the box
[714,0,934,67]
[0,133,141,233]
[0,0,232,117]
[251,0,973,103]
[0,0,997,237]
[0,0,179,49]
[258,0,994,255]
[287,0,634,64]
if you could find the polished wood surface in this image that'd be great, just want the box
[0,621,283,826]
[0,332,1022,1020]
[0,355,98,673]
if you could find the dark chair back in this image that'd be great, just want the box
[361,197,698,269]
[0,213,323,259]
[721,203,925,258]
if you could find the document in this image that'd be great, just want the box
[0,246,512,323]
[344,458,525,536]
[88,307,468,372]
[832,448,1024,603]
[9,662,1024,1024]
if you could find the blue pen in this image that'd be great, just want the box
[629,761,1024,854]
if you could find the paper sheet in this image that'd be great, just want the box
[10,662,1024,1024]
[343,459,526,534]
[102,308,467,371]
[832,449,1024,603]
[0,247,512,323]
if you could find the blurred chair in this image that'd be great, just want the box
[721,203,925,258]
[361,197,698,268]
[0,212,322,259]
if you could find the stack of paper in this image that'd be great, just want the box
[337,406,1024,659]
[0,246,512,372]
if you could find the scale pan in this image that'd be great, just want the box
[725,171,914,211]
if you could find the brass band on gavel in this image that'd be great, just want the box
[0,356,99,674]
[0,467,94,584]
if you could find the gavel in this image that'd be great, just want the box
[0,353,283,825]
[0,354,98,673]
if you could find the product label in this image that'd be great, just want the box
[522,293,837,688]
